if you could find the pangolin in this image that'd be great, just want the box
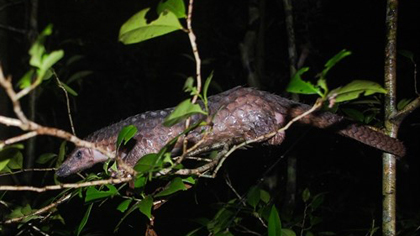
[56,86,405,177]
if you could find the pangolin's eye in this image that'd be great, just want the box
[75,150,82,159]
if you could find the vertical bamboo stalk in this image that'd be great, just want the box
[383,0,399,235]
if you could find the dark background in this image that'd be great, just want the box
[1,0,420,235]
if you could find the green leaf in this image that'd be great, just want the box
[18,70,36,89]
[317,77,328,93]
[0,157,11,172]
[119,8,183,44]
[116,125,138,147]
[117,199,132,213]
[30,24,52,57]
[8,206,25,219]
[133,153,161,173]
[29,40,46,68]
[40,24,53,36]
[67,70,93,84]
[207,204,235,234]
[287,67,322,96]
[60,82,78,96]
[134,176,147,188]
[162,152,174,165]
[183,176,196,185]
[260,189,271,203]
[302,188,311,203]
[155,177,187,197]
[24,25,63,94]
[138,195,153,219]
[341,108,365,123]
[310,216,322,226]
[397,98,412,111]
[183,77,195,94]
[0,144,24,151]
[203,71,214,104]
[322,50,352,77]
[399,50,414,62]
[247,186,260,209]
[329,80,387,103]
[57,141,67,166]
[8,204,35,223]
[185,228,202,236]
[7,151,23,170]
[364,113,375,124]
[36,153,57,164]
[40,50,64,73]
[0,146,24,172]
[85,185,119,202]
[42,68,54,80]
[157,0,186,18]
[268,206,282,236]
[163,99,206,126]
[281,229,296,236]
[77,203,93,236]
[311,193,325,210]
[114,202,140,232]
[65,54,85,67]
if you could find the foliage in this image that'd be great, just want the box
[182,185,331,236]
[287,50,387,105]
[119,0,186,45]
[0,145,24,173]
[18,25,67,94]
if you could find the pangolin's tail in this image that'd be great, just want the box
[279,100,406,157]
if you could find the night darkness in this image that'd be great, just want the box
[1,0,420,235]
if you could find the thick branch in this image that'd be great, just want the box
[0,115,113,158]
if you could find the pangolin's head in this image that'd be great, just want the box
[56,147,109,177]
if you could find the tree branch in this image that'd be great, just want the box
[0,66,114,159]
[0,176,132,193]
[389,96,420,124]
[3,193,72,224]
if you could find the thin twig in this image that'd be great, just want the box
[2,131,37,146]
[53,70,76,135]
[3,193,72,224]
[0,0,24,13]
[0,115,114,158]
[225,173,245,206]
[0,167,56,177]
[0,24,26,34]
[186,0,202,104]
[389,96,420,123]
[0,73,29,125]
[0,176,132,193]
[183,0,202,154]
[15,79,42,100]
[236,224,262,236]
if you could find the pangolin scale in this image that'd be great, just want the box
[56,87,405,177]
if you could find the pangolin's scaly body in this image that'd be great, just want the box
[56,87,405,177]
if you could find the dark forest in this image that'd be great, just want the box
[0,0,420,235]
